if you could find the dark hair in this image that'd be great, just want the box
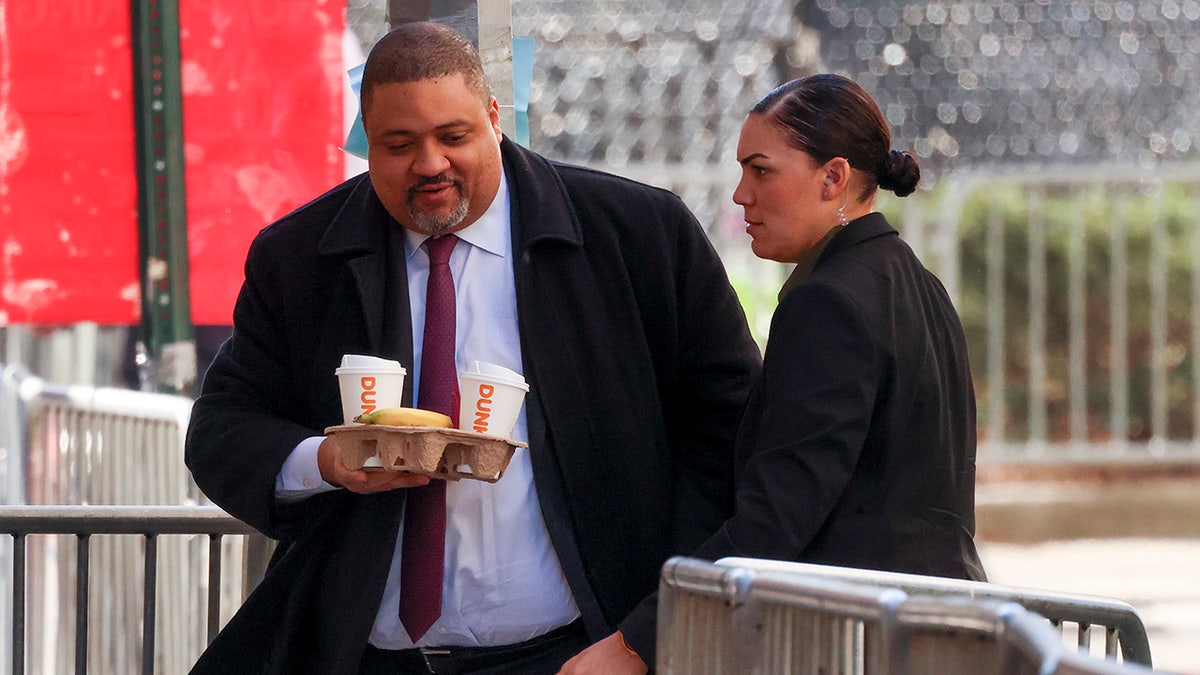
[753,74,920,198]
[361,22,491,115]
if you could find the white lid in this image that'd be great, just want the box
[335,354,406,374]
[461,360,529,391]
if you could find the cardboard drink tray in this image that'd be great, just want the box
[324,424,525,483]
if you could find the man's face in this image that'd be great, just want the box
[364,75,503,235]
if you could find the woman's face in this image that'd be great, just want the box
[732,113,838,263]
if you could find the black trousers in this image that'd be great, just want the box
[358,621,590,674]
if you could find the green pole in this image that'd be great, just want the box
[131,0,195,394]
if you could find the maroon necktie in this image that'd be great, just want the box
[400,234,459,641]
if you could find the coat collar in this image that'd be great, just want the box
[499,137,584,250]
[316,173,389,256]
[817,211,897,265]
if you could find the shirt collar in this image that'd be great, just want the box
[405,165,510,260]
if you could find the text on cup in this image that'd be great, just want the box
[473,383,495,432]
[360,376,376,414]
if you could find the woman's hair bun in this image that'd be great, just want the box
[877,150,920,197]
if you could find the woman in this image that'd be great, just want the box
[693,74,986,580]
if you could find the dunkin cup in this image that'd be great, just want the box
[335,354,407,425]
[458,360,529,439]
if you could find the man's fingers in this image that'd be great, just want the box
[380,472,432,490]
[340,469,431,494]
[335,469,372,493]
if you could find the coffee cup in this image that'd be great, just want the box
[458,360,529,439]
[335,354,407,425]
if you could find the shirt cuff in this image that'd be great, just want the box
[274,435,339,503]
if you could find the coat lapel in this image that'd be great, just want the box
[501,138,587,423]
[311,175,416,407]
[310,176,412,670]
[317,175,393,355]
[499,139,613,635]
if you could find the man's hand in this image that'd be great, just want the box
[317,436,430,493]
[558,632,647,675]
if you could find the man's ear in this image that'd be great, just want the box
[488,96,503,141]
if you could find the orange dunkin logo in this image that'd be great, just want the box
[359,376,377,414]
[473,383,494,432]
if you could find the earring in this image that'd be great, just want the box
[836,199,848,227]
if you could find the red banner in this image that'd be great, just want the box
[0,1,345,325]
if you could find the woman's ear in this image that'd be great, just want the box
[822,158,851,199]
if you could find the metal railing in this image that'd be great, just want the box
[928,166,1200,462]
[0,506,260,675]
[719,557,1152,666]
[0,364,275,673]
[658,556,1154,674]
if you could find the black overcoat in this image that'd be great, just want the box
[184,138,761,673]
[692,213,986,580]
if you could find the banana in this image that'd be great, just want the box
[355,406,453,428]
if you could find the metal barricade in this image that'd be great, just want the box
[19,374,197,507]
[0,365,34,507]
[718,557,1152,667]
[0,505,259,675]
[0,367,272,674]
[658,557,1155,674]
[658,556,902,673]
[890,596,1052,675]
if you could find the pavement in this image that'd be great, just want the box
[979,538,1200,674]
[975,462,1200,674]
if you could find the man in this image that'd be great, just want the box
[185,22,760,674]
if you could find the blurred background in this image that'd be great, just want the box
[1,0,1198,672]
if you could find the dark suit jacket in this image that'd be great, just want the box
[692,212,986,581]
[183,138,761,673]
